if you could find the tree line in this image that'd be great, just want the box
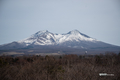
[0,52,120,80]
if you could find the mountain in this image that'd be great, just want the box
[0,30,120,55]
[18,30,96,46]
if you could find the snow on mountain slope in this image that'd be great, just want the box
[57,30,96,43]
[18,30,97,46]
[19,30,56,45]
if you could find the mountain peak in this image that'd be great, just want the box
[36,30,48,34]
[71,29,80,32]
[32,30,49,37]
[67,30,91,38]
[68,30,80,34]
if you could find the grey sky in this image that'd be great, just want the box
[0,0,120,46]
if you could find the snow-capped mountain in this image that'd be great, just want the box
[0,30,120,54]
[18,30,97,46]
